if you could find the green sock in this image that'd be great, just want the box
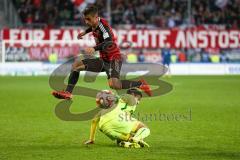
[133,127,150,142]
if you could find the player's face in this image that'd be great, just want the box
[84,14,98,27]
[134,95,142,105]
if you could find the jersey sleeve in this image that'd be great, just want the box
[85,27,92,34]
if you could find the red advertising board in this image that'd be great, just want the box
[2,28,240,49]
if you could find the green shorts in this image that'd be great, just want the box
[99,117,140,141]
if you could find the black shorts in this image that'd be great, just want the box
[82,58,122,79]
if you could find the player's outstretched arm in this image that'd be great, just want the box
[93,22,114,52]
[84,116,100,145]
[85,23,114,54]
[77,27,92,39]
[84,36,113,55]
[77,32,86,39]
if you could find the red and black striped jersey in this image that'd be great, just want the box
[85,17,121,61]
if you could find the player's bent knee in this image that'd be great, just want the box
[109,79,122,90]
[137,122,148,129]
[72,61,85,71]
[109,83,121,90]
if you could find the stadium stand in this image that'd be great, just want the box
[12,0,240,29]
[1,0,239,63]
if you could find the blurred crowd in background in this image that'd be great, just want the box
[13,0,240,28]
[110,0,240,28]
[124,48,236,64]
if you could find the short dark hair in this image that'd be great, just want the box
[83,5,98,16]
[127,88,142,97]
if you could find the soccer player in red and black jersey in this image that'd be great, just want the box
[52,6,151,99]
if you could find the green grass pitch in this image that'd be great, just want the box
[0,75,240,160]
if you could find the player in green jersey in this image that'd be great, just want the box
[84,89,150,148]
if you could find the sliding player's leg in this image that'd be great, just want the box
[102,129,131,142]
[99,115,139,141]
[114,120,150,148]
[130,122,150,147]
[99,117,144,148]
[100,125,141,148]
